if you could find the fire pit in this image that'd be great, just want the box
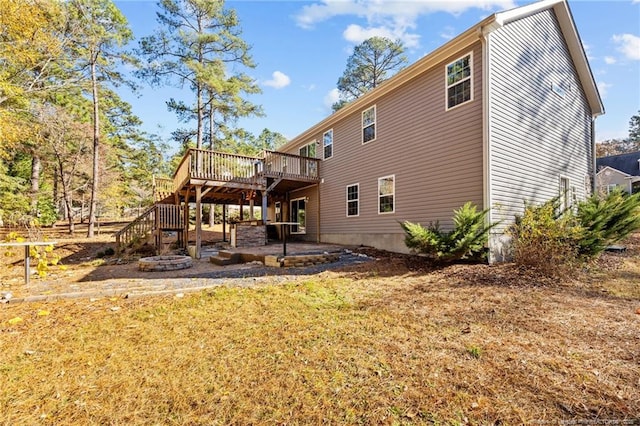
[139,255,193,272]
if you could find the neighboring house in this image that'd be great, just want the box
[277,0,603,261]
[596,152,640,194]
[123,0,603,263]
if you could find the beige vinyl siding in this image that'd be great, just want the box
[488,9,593,233]
[317,42,484,250]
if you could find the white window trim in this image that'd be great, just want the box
[323,129,333,160]
[445,52,473,111]
[559,175,571,212]
[378,174,395,215]
[362,105,377,144]
[290,197,307,234]
[346,183,359,217]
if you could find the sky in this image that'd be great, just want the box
[113,0,640,154]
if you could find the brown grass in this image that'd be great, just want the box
[2,245,639,424]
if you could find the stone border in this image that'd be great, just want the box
[264,253,340,268]
[139,255,193,272]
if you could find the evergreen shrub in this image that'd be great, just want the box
[401,202,495,262]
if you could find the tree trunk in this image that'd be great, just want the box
[208,95,215,228]
[87,55,100,238]
[196,85,203,150]
[30,154,41,215]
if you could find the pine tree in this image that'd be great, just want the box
[138,0,261,150]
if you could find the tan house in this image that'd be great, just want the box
[596,152,640,195]
[274,0,603,261]
[118,0,603,262]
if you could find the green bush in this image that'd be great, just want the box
[35,196,58,227]
[509,197,583,276]
[510,189,640,275]
[577,189,640,258]
[401,202,495,262]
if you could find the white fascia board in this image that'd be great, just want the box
[596,166,631,178]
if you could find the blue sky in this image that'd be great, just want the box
[114,0,640,153]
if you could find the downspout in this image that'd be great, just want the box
[591,117,597,194]
[317,182,321,243]
[480,26,493,260]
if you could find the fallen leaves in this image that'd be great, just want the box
[8,316,23,325]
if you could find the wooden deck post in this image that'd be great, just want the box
[195,185,202,259]
[262,190,268,245]
[154,205,161,254]
[183,187,190,250]
[222,204,227,242]
[174,192,182,248]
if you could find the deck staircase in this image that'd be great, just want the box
[115,204,184,254]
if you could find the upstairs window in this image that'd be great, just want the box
[362,105,376,144]
[323,129,333,160]
[446,53,472,110]
[299,141,316,158]
[378,175,395,214]
[299,141,317,176]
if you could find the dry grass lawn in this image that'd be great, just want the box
[1,233,639,424]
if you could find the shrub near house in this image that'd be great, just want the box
[510,190,640,275]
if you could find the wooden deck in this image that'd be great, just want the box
[121,148,321,257]
[161,149,320,203]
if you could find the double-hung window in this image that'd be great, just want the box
[346,184,359,217]
[559,176,571,213]
[362,105,376,143]
[323,129,333,160]
[378,175,395,214]
[446,53,472,110]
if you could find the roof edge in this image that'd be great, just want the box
[280,15,496,151]
[595,165,631,177]
[281,0,604,151]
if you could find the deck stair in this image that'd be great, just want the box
[115,204,184,254]
[209,250,241,266]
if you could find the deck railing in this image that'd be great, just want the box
[172,148,320,191]
[115,204,184,252]
[263,150,319,180]
[153,176,174,201]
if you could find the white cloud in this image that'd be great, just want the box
[295,0,515,48]
[439,26,456,41]
[597,81,612,99]
[342,23,420,47]
[263,71,291,89]
[323,88,340,109]
[604,56,616,65]
[612,33,640,60]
